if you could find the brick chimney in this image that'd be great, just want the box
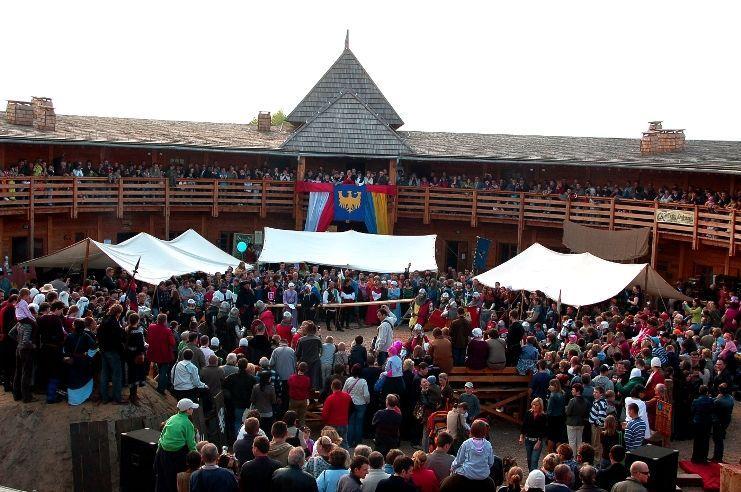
[640,121,685,155]
[31,97,56,131]
[5,100,34,126]
[257,111,271,131]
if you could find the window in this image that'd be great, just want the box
[497,243,517,265]
[219,232,235,254]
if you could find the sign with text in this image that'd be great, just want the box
[656,209,694,226]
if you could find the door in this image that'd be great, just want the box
[12,236,44,264]
[445,241,469,273]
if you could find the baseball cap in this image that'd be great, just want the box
[464,382,474,389]
[177,398,199,411]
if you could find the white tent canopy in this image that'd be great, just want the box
[474,243,691,306]
[21,229,245,285]
[258,227,438,273]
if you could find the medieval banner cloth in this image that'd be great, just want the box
[562,220,650,261]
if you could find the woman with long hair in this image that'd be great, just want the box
[497,466,524,492]
[546,379,566,452]
[411,450,439,492]
[304,435,334,478]
[599,415,619,469]
[520,398,548,471]
[250,371,276,435]
[63,319,97,405]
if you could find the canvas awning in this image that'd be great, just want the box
[20,229,245,284]
[258,227,438,273]
[562,220,650,261]
[473,243,691,306]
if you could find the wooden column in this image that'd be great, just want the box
[729,209,736,258]
[211,180,219,217]
[82,238,91,281]
[260,178,268,218]
[96,215,103,241]
[517,192,525,252]
[117,178,124,218]
[71,178,78,218]
[164,178,170,239]
[609,197,616,230]
[294,157,306,230]
[724,254,731,275]
[692,205,699,250]
[28,179,35,260]
[565,196,572,222]
[651,202,659,269]
[388,158,398,233]
[0,217,4,261]
[423,187,431,224]
[471,190,478,227]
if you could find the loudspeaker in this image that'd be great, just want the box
[120,428,161,492]
[626,444,679,492]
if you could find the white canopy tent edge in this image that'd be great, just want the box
[258,227,438,273]
[20,229,246,285]
[473,243,691,307]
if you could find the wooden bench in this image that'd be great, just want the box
[447,366,531,426]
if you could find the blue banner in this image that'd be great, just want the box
[474,236,492,271]
[334,185,365,222]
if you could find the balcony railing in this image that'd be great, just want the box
[2,178,738,254]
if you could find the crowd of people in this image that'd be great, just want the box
[0,259,738,492]
[4,155,740,210]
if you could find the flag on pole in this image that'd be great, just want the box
[474,236,492,272]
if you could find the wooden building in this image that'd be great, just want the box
[1,36,741,284]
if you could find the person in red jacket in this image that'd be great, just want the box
[321,378,352,449]
[255,301,275,338]
[276,311,294,343]
[146,313,176,394]
[288,361,312,427]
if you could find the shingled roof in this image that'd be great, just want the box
[281,91,410,156]
[286,46,404,128]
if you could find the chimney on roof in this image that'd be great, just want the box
[31,97,56,131]
[5,100,34,126]
[640,120,685,155]
[345,29,350,50]
[257,111,271,131]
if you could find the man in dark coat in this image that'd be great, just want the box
[239,436,280,492]
[270,447,318,492]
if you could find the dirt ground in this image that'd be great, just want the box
[0,385,173,492]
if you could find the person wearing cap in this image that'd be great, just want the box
[643,357,665,400]
[154,398,198,492]
[282,282,298,329]
[459,382,480,423]
[277,311,294,343]
[524,469,546,492]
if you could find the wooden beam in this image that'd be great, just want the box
[471,190,478,227]
[96,215,103,241]
[388,158,398,232]
[82,238,91,281]
[295,157,306,230]
[71,178,78,218]
[117,178,124,218]
[730,209,736,257]
[260,178,268,218]
[517,192,525,252]
[724,254,731,275]
[565,196,572,222]
[651,202,659,269]
[423,187,430,224]
[28,178,35,260]
[164,178,170,239]
[609,197,616,230]
[692,205,699,250]
[212,179,219,217]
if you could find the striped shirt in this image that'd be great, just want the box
[589,397,608,427]
[652,346,668,366]
[624,418,646,451]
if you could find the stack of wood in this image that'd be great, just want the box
[640,121,685,155]
[32,96,56,131]
[257,111,271,131]
[5,100,34,125]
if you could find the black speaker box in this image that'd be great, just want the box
[120,427,161,492]
[625,444,679,492]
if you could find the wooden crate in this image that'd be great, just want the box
[257,111,271,131]
[5,100,33,125]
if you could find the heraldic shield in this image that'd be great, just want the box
[334,185,365,221]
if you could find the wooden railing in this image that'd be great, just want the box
[3,178,739,255]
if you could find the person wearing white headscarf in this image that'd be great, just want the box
[76,297,90,317]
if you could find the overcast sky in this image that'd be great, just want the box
[3,1,739,140]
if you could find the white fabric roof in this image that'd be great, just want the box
[21,229,244,284]
[258,227,438,273]
[474,243,691,306]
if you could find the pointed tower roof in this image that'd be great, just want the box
[286,34,404,128]
[281,91,410,156]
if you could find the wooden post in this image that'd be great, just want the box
[260,178,268,218]
[82,238,91,281]
[471,190,478,227]
[692,205,699,250]
[678,243,687,279]
[729,209,736,257]
[96,215,103,241]
[0,217,4,261]
[565,195,572,222]
[609,197,616,230]
[28,178,35,260]
[517,192,525,252]
[388,158,398,232]
[212,179,219,217]
[71,178,78,218]
[117,178,124,218]
[651,202,659,269]
[295,157,306,229]
[423,187,431,224]
[164,178,170,239]
[724,254,731,275]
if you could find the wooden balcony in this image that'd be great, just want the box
[3,178,739,259]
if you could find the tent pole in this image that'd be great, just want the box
[556,289,562,319]
[82,238,90,281]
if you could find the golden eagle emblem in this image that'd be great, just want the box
[338,191,362,212]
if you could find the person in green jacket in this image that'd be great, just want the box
[154,398,199,492]
[683,298,704,333]
[616,368,645,400]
